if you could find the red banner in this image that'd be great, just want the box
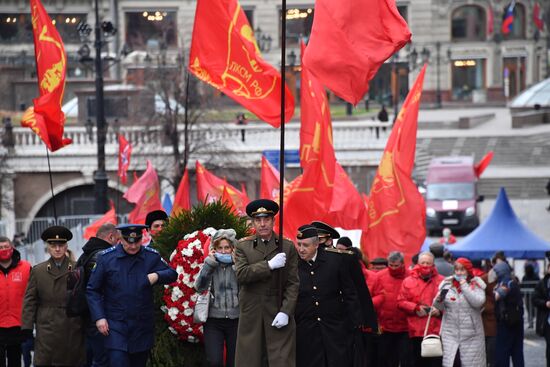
[172,168,191,215]
[21,0,72,151]
[84,203,117,240]
[189,0,294,127]
[362,65,428,264]
[260,156,285,201]
[118,134,132,185]
[195,161,248,212]
[124,161,162,224]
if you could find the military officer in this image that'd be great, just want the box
[234,199,299,367]
[86,224,177,367]
[295,225,361,367]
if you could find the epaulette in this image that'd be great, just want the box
[144,246,159,254]
[239,236,255,242]
[324,247,354,256]
[99,246,116,255]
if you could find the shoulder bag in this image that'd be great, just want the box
[420,301,443,358]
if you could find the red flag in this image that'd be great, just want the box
[534,2,545,31]
[362,65,428,264]
[189,0,294,126]
[118,134,132,185]
[83,203,117,240]
[303,0,411,105]
[123,160,162,224]
[172,169,191,215]
[21,0,72,151]
[195,161,248,212]
[221,186,240,215]
[261,156,286,201]
[474,151,494,178]
[487,4,494,35]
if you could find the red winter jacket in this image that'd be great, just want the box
[0,250,31,328]
[362,267,378,292]
[371,267,410,333]
[397,265,443,337]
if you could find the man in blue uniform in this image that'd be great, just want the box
[86,224,177,367]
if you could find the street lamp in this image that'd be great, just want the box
[255,27,273,53]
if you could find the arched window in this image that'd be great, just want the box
[451,5,487,41]
[502,2,526,39]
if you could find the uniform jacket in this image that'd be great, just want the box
[296,248,361,367]
[371,267,409,333]
[532,274,550,336]
[194,256,239,319]
[234,233,299,367]
[397,265,443,337]
[435,276,486,367]
[21,256,85,366]
[86,244,177,353]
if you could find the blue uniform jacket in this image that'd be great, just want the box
[86,245,177,352]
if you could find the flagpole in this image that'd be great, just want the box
[277,0,287,309]
[45,148,58,224]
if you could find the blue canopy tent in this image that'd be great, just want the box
[449,188,550,259]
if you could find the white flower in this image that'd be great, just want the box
[181,248,193,257]
[203,227,217,236]
[191,239,202,249]
[190,262,200,269]
[176,265,184,275]
[168,307,179,321]
[183,308,193,316]
[184,231,198,240]
[190,294,198,302]
[171,287,183,302]
[182,301,189,309]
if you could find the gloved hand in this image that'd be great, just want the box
[271,312,289,328]
[268,253,286,270]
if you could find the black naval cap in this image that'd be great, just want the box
[41,225,73,243]
[336,236,353,248]
[117,224,148,244]
[296,225,319,240]
[145,210,168,228]
[311,221,340,239]
[246,199,279,218]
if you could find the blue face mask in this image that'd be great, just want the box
[454,274,466,282]
[214,253,233,264]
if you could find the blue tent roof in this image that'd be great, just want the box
[450,188,550,259]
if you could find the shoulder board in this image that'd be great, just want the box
[239,236,255,242]
[99,246,116,255]
[144,246,159,254]
[324,247,354,255]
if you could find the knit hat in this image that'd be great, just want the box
[455,258,473,275]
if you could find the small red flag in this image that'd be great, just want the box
[303,0,411,105]
[221,186,240,215]
[21,0,72,151]
[172,168,191,215]
[362,65,428,264]
[195,161,248,212]
[124,161,162,224]
[261,156,286,201]
[474,151,494,178]
[487,4,495,35]
[83,203,117,240]
[189,0,294,126]
[534,2,545,31]
[118,134,132,185]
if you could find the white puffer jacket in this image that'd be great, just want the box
[435,276,487,367]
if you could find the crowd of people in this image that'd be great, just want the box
[1,198,549,367]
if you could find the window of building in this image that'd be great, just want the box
[451,6,486,41]
[0,13,86,44]
[451,59,486,100]
[280,7,314,47]
[397,5,408,22]
[125,10,177,51]
[502,3,526,39]
[243,9,254,26]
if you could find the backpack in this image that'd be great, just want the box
[66,250,100,318]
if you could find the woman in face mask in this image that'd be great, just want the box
[194,229,239,367]
[435,258,487,367]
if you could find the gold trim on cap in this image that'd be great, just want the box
[297,231,303,239]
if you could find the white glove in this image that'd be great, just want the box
[268,253,286,270]
[271,312,289,329]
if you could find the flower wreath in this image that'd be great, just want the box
[161,227,216,343]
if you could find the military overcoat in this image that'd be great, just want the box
[234,233,299,367]
[21,256,86,366]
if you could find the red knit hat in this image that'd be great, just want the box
[455,257,473,275]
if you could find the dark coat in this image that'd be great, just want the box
[234,233,299,367]
[533,274,550,336]
[21,256,86,366]
[296,248,361,367]
[480,273,497,337]
[86,244,177,353]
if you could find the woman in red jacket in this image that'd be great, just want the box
[397,251,444,367]
[371,251,410,367]
[0,236,31,367]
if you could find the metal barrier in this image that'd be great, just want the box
[520,280,539,329]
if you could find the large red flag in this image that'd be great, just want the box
[83,203,117,240]
[195,161,248,212]
[362,65,427,264]
[261,156,286,201]
[172,168,191,215]
[118,134,132,185]
[21,0,72,151]
[303,0,411,105]
[189,0,294,126]
[123,160,162,224]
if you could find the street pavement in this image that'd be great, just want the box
[525,327,545,366]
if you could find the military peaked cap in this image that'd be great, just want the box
[311,221,340,239]
[41,226,73,243]
[246,199,279,218]
[117,224,148,244]
[296,225,318,240]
